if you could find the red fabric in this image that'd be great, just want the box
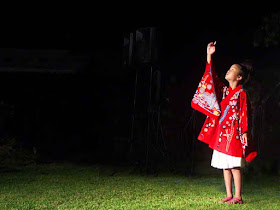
[192,62,257,162]
[191,61,222,119]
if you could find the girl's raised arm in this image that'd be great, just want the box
[206,41,225,99]
[207,41,216,64]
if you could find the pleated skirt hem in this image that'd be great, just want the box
[211,149,245,169]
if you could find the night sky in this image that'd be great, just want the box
[0,6,274,52]
[0,6,272,78]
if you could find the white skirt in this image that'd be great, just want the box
[211,149,245,169]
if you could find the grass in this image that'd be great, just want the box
[0,163,279,209]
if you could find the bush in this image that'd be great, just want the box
[0,137,36,171]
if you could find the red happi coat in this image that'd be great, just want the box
[191,61,257,162]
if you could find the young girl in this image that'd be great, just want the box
[191,42,257,204]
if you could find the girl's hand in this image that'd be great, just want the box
[242,133,248,146]
[207,41,216,55]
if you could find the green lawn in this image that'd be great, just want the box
[0,163,279,209]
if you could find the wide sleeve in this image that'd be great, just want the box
[210,61,226,100]
[239,91,248,135]
[239,90,258,162]
[191,61,224,119]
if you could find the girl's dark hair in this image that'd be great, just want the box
[238,59,253,85]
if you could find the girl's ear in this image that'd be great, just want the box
[237,75,243,81]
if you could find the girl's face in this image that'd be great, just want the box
[225,64,242,82]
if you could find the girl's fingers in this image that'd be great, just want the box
[244,135,248,146]
[209,41,216,46]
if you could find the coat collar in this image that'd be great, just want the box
[228,84,241,92]
[221,84,242,108]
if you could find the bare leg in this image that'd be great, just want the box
[231,167,242,200]
[223,169,233,198]
[219,169,233,203]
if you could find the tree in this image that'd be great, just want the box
[254,11,280,48]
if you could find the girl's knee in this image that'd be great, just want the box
[232,167,241,171]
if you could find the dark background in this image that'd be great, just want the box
[0,5,279,173]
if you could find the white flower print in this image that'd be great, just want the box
[229,100,237,106]
[231,112,238,121]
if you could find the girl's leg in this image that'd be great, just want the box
[231,167,242,200]
[223,169,233,197]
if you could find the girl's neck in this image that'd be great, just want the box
[228,81,239,90]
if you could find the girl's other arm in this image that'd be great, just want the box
[240,92,248,146]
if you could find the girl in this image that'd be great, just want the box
[191,42,257,204]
